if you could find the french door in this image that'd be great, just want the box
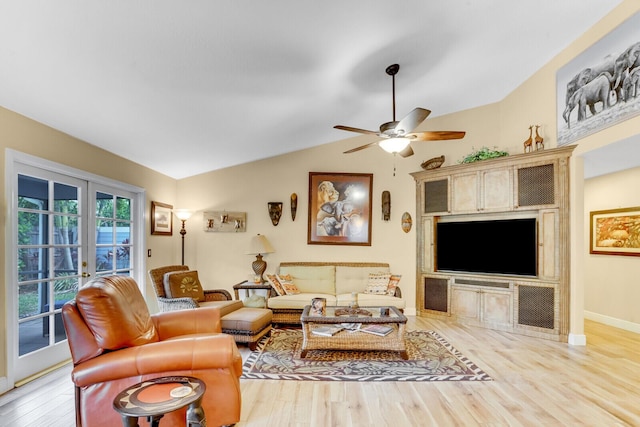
[8,152,144,383]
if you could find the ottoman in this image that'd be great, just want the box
[221,307,272,351]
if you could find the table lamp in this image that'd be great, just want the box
[247,234,275,282]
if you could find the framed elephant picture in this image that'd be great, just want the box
[557,10,640,146]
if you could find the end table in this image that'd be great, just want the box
[233,280,273,305]
[113,376,206,427]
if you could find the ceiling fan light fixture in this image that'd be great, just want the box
[379,137,410,154]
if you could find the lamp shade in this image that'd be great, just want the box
[379,137,410,153]
[247,234,275,255]
[174,209,193,221]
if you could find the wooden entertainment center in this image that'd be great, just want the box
[411,146,575,341]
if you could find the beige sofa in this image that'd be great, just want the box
[266,262,404,325]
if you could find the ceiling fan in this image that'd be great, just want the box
[335,64,465,157]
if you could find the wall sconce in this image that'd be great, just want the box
[247,234,275,282]
[174,209,193,265]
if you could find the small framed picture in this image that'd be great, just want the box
[310,298,326,316]
[151,201,173,236]
[589,206,640,256]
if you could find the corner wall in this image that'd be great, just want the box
[584,167,640,332]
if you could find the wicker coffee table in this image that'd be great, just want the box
[300,305,408,359]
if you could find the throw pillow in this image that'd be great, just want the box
[364,272,391,294]
[243,293,267,308]
[163,270,205,302]
[387,274,402,295]
[277,274,300,295]
[266,274,286,296]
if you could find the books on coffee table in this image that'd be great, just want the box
[359,324,394,336]
[311,326,344,337]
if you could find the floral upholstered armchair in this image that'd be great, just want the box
[148,265,236,312]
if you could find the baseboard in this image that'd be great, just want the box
[568,333,587,346]
[0,376,8,395]
[405,307,417,316]
[585,311,640,334]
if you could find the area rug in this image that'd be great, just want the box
[241,328,492,382]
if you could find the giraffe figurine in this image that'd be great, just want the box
[534,125,544,151]
[523,125,533,153]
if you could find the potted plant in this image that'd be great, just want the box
[459,146,509,164]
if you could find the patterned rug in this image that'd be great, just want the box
[241,328,492,382]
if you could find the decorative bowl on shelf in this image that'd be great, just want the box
[421,155,445,170]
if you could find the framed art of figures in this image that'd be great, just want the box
[590,207,640,256]
[151,201,173,236]
[308,172,373,246]
[557,10,640,146]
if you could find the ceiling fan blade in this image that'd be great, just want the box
[334,125,379,136]
[394,108,431,135]
[407,131,466,141]
[343,141,380,154]
[398,145,414,158]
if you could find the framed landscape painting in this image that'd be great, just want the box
[557,11,640,146]
[308,172,373,246]
[151,201,173,236]
[590,206,640,256]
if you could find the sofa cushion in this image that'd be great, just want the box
[267,293,337,310]
[336,293,406,309]
[266,274,286,296]
[364,273,392,294]
[335,265,390,294]
[279,265,335,294]
[163,270,205,302]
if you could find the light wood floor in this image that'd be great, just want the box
[1,317,639,426]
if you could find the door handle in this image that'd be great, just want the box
[82,272,91,278]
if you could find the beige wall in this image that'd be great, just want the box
[584,167,640,331]
[175,102,503,310]
[2,0,640,386]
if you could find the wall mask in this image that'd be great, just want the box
[268,202,283,226]
[382,190,391,221]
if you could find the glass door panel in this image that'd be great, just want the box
[11,156,143,384]
[16,173,84,366]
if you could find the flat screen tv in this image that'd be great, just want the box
[435,217,537,277]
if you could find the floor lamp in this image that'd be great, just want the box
[247,234,275,283]
[175,210,193,265]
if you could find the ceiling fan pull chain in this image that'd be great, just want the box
[393,153,397,176]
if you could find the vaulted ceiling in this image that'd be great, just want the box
[0,1,623,179]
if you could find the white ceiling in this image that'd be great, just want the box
[0,1,624,179]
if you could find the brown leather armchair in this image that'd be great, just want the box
[62,275,242,427]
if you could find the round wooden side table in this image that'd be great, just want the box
[113,376,206,427]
